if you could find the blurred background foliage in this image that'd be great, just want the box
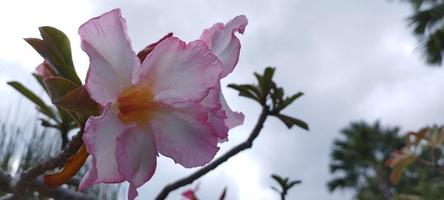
[328,121,444,200]
[1,0,444,199]
[0,111,123,199]
[403,0,444,65]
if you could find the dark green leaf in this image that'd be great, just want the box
[254,72,263,88]
[40,119,58,128]
[228,84,260,102]
[32,73,48,93]
[55,86,99,116]
[271,174,287,188]
[58,108,76,127]
[43,77,78,102]
[24,38,59,75]
[261,67,275,92]
[275,114,309,130]
[24,38,48,57]
[39,26,82,85]
[287,180,302,189]
[7,81,56,119]
[270,186,280,193]
[277,92,304,111]
[39,26,74,67]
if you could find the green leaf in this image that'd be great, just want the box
[228,84,260,102]
[287,180,302,189]
[271,174,287,188]
[261,67,275,92]
[40,118,58,128]
[54,86,99,116]
[24,38,47,56]
[277,92,304,111]
[7,81,56,120]
[24,38,59,75]
[39,26,74,67]
[271,86,284,104]
[270,186,280,193]
[242,84,262,99]
[275,114,309,130]
[57,108,76,127]
[39,26,82,85]
[43,77,78,102]
[32,73,48,93]
[254,72,263,88]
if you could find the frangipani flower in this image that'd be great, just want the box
[79,9,247,199]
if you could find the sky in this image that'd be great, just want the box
[1,0,444,199]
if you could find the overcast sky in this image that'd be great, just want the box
[1,0,444,199]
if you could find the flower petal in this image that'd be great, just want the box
[202,85,244,129]
[136,37,222,105]
[200,15,248,78]
[116,126,157,200]
[79,105,126,190]
[220,90,244,128]
[150,103,219,168]
[200,86,228,140]
[79,9,139,105]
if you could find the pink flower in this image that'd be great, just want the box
[78,9,247,199]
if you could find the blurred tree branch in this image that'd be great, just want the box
[0,169,95,200]
[0,132,84,199]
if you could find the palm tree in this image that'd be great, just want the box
[404,0,444,65]
[327,121,404,200]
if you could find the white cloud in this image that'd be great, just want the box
[2,0,443,200]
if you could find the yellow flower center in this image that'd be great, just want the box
[114,84,159,124]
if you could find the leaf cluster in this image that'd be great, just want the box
[228,67,308,131]
[7,27,98,148]
[270,174,301,200]
[404,0,444,65]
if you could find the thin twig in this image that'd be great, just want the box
[155,106,269,200]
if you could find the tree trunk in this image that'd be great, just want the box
[372,163,392,200]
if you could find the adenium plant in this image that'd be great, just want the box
[76,9,247,199]
[5,7,308,200]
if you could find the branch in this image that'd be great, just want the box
[155,107,269,200]
[29,176,96,200]
[8,131,83,198]
[0,169,95,200]
[0,169,12,192]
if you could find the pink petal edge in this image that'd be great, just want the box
[80,8,139,105]
[150,103,220,168]
[136,37,223,105]
[200,15,248,78]
[80,105,126,189]
[116,126,158,200]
